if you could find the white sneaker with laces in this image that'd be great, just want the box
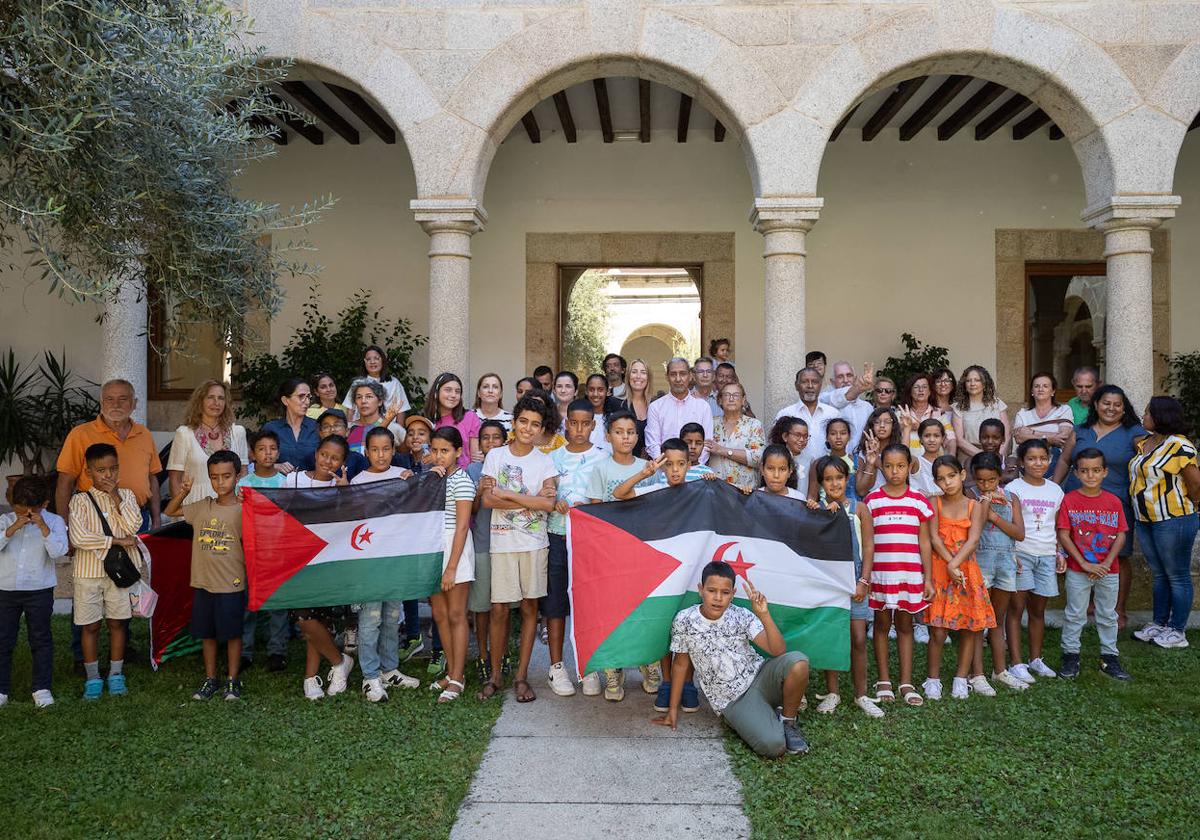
[1009,663,1036,684]
[922,677,942,700]
[854,695,885,718]
[361,677,388,703]
[1029,657,1057,678]
[326,654,355,696]
[603,668,625,702]
[968,675,996,696]
[993,670,1029,691]
[951,677,970,699]
[1154,628,1190,649]
[913,624,930,644]
[32,689,54,708]
[581,671,602,696]
[381,669,420,689]
[547,662,577,696]
[1133,622,1165,643]
[303,675,325,700]
[639,663,663,694]
[816,692,840,714]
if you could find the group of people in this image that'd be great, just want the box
[1,342,1197,761]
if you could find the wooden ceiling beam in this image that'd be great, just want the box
[975,93,1032,140]
[1012,108,1051,140]
[862,76,926,141]
[829,103,859,142]
[677,93,692,142]
[280,80,359,144]
[593,78,614,143]
[899,75,970,140]
[714,120,726,142]
[520,111,541,143]
[639,79,651,143]
[326,83,395,144]
[552,91,576,143]
[265,93,323,144]
[938,81,1004,140]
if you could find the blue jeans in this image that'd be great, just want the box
[0,587,54,693]
[402,600,420,641]
[1062,570,1118,656]
[241,609,291,658]
[358,601,402,679]
[1137,516,1199,631]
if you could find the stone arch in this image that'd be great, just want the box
[1149,43,1200,190]
[786,5,1153,206]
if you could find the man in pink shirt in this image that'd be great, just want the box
[645,358,713,461]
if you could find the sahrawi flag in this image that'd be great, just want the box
[569,479,855,673]
[243,474,446,610]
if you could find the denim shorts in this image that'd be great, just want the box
[1014,552,1059,597]
[850,552,869,621]
[976,548,1017,592]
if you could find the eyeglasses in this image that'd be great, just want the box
[320,423,347,432]
[875,388,895,395]
[294,393,312,401]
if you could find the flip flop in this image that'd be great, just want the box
[476,679,502,701]
[514,679,537,703]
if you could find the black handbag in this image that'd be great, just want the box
[84,491,142,588]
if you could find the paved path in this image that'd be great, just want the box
[450,641,751,840]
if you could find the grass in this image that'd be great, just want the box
[0,617,501,840]
[726,625,1200,839]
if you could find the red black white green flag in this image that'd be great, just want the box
[243,474,446,610]
[568,479,855,674]
[142,521,203,669]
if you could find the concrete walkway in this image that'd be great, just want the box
[450,641,751,840]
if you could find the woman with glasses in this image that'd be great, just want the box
[930,367,957,414]
[705,383,766,492]
[899,373,956,458]
[261,378,321,475]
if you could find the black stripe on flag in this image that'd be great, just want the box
[577,479,852,563]
[252,472,446,524]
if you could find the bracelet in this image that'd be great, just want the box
[857,578,870,586]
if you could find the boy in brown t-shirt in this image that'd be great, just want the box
[164,450,246,701]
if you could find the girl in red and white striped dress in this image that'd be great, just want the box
[863,444,934,707]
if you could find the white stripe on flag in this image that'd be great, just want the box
[307,510,445,565]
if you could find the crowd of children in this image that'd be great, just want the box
[1,350,1195,763]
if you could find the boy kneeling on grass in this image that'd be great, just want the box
[654,560,810,757]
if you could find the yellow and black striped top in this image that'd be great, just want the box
[1129,434,1198,523]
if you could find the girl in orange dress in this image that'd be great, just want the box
[924,455,997,701]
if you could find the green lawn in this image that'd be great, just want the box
[727,626,1200,839]
[0,618,500,839]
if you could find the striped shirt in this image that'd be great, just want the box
[864,487,932,614]
[1129,434,1197,522]
[444,469,477,532]
[68,488,143,580]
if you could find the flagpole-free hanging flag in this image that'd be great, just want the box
[141,521,203,669]
[243,474,447,611]
[568,480,855,675]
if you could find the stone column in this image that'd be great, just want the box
[101,278,148,425]
[1083,197,1179,412]
[750,198,823,418]
[411,199,487,381]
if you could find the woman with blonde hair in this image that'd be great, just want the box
[166,380,248,505]
[619,358,653,458]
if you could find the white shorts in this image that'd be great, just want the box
[443,530,476,585]
[74,576,132,624]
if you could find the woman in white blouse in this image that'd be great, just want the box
[166,380,248,505]
[341,345,410,423]
[1012,371,1074,473]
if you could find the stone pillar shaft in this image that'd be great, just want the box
[101,279,148,425]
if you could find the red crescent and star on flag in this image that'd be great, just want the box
[350,523,374,551]
[713,541,755,579]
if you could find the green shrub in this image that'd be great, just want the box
[237,285,427,426]
[1163,351,1200,435]
[879,333,951,395]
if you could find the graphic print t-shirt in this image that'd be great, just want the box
[182,498,245,592]
[482,445,557,553]
[669,604,765,714]
[549,445,606,536]
[1056,489,1127,575]
[1009,478,1064,555]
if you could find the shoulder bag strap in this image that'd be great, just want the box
[83,491,114,538]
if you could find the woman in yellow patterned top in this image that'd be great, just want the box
[705,383,765,492]
[1129,396,1200,651]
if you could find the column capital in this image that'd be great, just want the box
[1081,195,1180,232]
[410,198,488,236]
[749,197,823,234]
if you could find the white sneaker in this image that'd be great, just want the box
[547,662,577,697]
[951,677,970,699]
[993,670,1029,691]
[0,693,7,707]
[32,690,54,708]
[581,671,602,696]
[1133,622,1166,643]
[342,627,358,653]
[887,624,897,639]
[913,624,930,644]
[922,677,942,700]
[1154,628,1190,649]
[968,675,996,697]
[1009,663,1036,684]
[603,668,625,702]
[303,675,325,700]
[361,677,388,703]
[854,694,885,718]
[816,692,840,714]
[639,663,663,693]
[326,654,355,696]
[1029,657,1057,678]
[381,669,420,689]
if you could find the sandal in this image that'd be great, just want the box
[514,678,537,703]
[899,683,924,706]
[429,676,450,692]
[476,679,502,701]
[872,680,895,703]
[437,679,464,703]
